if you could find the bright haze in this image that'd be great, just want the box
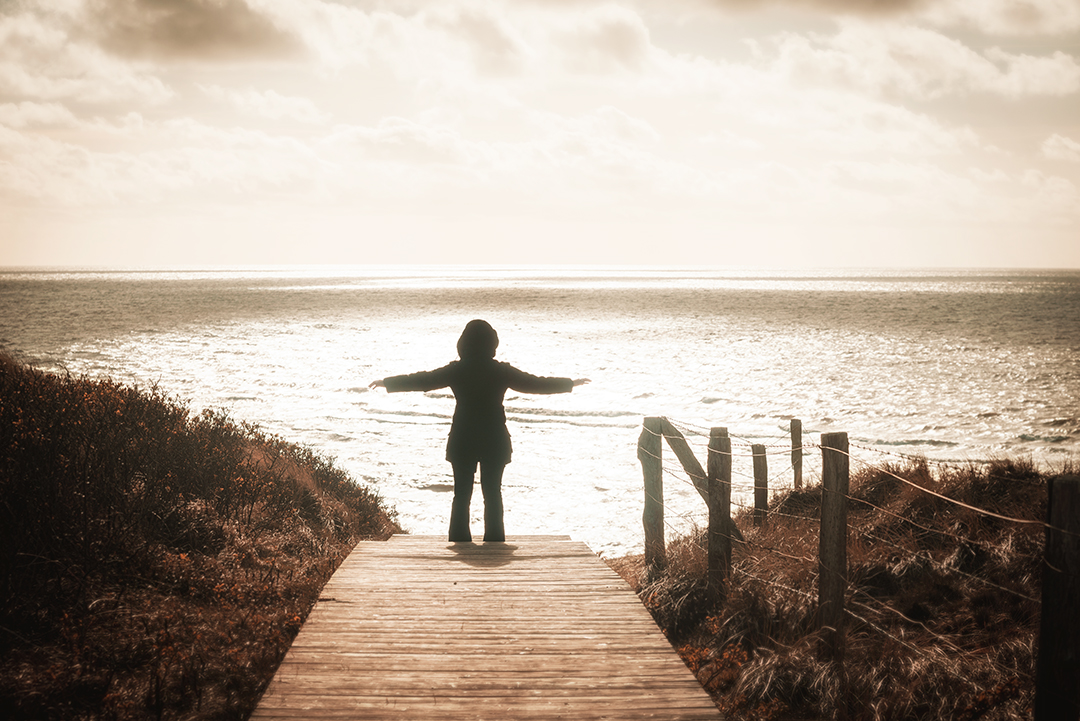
[1,0,1078,268]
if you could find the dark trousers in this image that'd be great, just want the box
[449,461,506,542]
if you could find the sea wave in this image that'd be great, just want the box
[861,438,959,448]
[1018,434,1070,444]
[503,405,639,419]
[507,415,640,429]
[1041,417,1080,430]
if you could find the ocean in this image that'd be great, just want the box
[2,266,1078,557]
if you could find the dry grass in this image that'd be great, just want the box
[610,456,1062,720]
[0,351,402,720]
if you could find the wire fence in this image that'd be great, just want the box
[636,415,1080,714]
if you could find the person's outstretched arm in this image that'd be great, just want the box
[370,364,457,393]
[505,365,589,394]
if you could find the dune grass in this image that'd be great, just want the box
[3,347,1067,720]
[0,351,402,720]
[609,456,1064,720]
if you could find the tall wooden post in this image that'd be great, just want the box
[753,444,768,527]
[639,417,665,579]
[1035,474,1080,720]
[818,432,849,662]
[708,427,731,599]
[791,419,803,489]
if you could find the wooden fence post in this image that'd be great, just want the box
[639,417,665,579]
[818,432,849,662]
[791,418,803,489]
[659,418,709,503]
[1035,474,1080,720]
[753,444,768,527]
[708,427,732,599]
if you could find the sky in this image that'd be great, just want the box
[1,0,1079,269]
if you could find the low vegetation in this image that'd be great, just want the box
[610,456,1064,720]
[0,351,402,720]
[4,348,1068,720]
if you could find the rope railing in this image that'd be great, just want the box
[839,441,1080,545]
[848,439,1052,495]
[666,415,799,448]
[838,445,1043,527]
[640,413,1066,548]
[637,413,1079,708]
[651,445,1051,606]
[643,417,806,457]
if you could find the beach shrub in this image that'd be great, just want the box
[0,351,402,720]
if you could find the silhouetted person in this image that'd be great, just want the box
[370,320,589,542]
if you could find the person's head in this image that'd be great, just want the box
[457,319,499,360]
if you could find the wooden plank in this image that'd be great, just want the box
[252,535,720,720]
[254,709,718,721]
[266,671,707,684]
[256,694,723,711]
[271,657,705,675]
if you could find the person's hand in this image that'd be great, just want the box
[572,378,591,387]
[369,379,386,390]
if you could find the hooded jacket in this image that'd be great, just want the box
[383,358,573,464]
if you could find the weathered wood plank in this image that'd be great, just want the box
[254,709,718,721]
[271,657,705,676]
[252,535,721,720]
[266,672,708,685]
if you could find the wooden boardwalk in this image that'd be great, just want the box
[252,535,721,720]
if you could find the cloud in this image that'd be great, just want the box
[0,102,675,213]
[312,107,670,207]
[699,0,925,13]
[1,0,1077,269]
[268,2,658,79]
[248,0,452,80]
[322,117,478,167]
[536,105,662,144]
[698,129,762,150]
[773,22,1080,98]
[86,0,303,60]
[0,101,79,128]
[0,123,134,203]
[200,85,331,123]
[0,10,173,103]
[1019,168,1080,219]
[982,47,1080,95]
[633,39,988,157]
[692,0,1080,34]
[2,104,1076,267]
[1042,133,1080,161]
[781,94,983,154]
[426,6,531,76]
[0,115,330,206]
[920,0,1080,35]
[553,4,653,73]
